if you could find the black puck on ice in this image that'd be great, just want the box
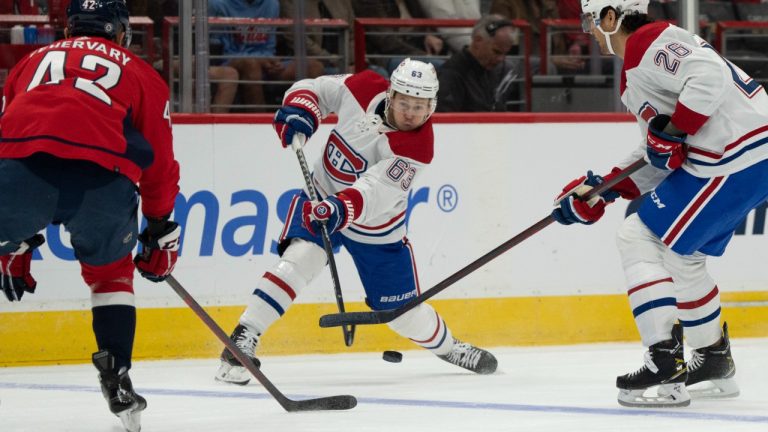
[382,350,403,363]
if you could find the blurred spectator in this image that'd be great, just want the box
[436,14,520,112]
[416,0,482,53]
[279,0,355,73]
[208,0,323,111]
[8,0,45,14]
[138,0,238,113]
[353,0,445,73]
[490,0,584,73]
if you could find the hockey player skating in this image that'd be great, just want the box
[0,1,181,430]
[216,59,498,384]
[551,0,768,408]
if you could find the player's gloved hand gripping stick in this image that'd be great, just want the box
[291,134,356,347]
[319,158,647,328]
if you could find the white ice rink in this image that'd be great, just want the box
[1,339,767,432]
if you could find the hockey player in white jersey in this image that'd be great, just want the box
[215,59,498,384]
[551,0,768,408]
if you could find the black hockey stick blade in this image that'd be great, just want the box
[320,309,397,327]
[165,275,357,412]
[319,158,648,329]
[285,395,358,411]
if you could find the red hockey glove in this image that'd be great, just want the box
[551,171,610,225]
[647,114,687,170]
[302,193,356,236]
[1,234,45,302]
[273,91,322,148]
[134,217,181,282]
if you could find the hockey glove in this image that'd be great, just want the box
[647,114,687,171]
[1,234,45,302]
[302,193,355,237]
[551,171,611,225]
[134,217,181,282]
[273,91,322,148]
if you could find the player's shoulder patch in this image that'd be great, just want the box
[386,119,434,164]
[345,70,389,110]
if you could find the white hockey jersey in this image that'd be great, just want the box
[283,70,434,245]
[618,22,768,192]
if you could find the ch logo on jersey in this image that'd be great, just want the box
[638,102,659,123]
[322,131,368,185]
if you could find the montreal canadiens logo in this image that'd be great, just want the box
[316,206,329,216]
[322,131,368,185]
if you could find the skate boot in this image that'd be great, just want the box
[616,324,689,408]
[215,324,261,385]
[438,338,498,374]
[686,322,739,399]
[92,350,147,432]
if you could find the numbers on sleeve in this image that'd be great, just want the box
[653,43,692,75]
[26,51,122,105]
[163,100,172,127]
[386,158,417,191]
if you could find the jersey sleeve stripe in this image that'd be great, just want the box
[671,101,710,135]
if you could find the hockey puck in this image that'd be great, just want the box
[382,350,403,363]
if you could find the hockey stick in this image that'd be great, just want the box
[291,134,356,347]
[165,275,357,411]
[319,158,648,328]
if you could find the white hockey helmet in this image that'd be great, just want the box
[580,0,649,32]
[387,58,439,118]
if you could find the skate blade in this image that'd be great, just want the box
[618,383,691,408]
[688,378,740,399]
[214,362,250,386]
[117,406,142,432]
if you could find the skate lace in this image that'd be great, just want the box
[234,328,260,355]
[688,349,705,372]
[628,351,659,377]
[444,342,482,370]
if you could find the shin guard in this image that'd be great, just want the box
[240,238,326,334]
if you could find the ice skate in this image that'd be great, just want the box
[438,338,497,374]
[215,324,261,385]
[92,350,147,432]
[616,324,689,408]
[686,322,739,399]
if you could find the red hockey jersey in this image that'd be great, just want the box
[0,36,179,218]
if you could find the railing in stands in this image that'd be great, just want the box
[353,18,533,112]
[162,17,350,112]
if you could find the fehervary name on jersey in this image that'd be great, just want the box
[32,39,132,66]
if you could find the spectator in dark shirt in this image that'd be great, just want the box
[436,14,519,112]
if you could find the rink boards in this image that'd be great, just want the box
[1,113,767,366]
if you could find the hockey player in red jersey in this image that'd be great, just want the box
[551,0,768,408]
[215,59,498,385]
[0,1,181,430]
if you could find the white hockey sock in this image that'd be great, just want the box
[387,303,453,355]
[664,251,722,349]
[624,263,678,346]
[239,239,326,334]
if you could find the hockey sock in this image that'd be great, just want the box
[240,238,326,334]
[388,303,453,355]
[92,304,136,371]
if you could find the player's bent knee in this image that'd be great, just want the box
[280,238,327,283]
[616,214,666,267]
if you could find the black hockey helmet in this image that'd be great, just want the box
[66,0,132,47]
